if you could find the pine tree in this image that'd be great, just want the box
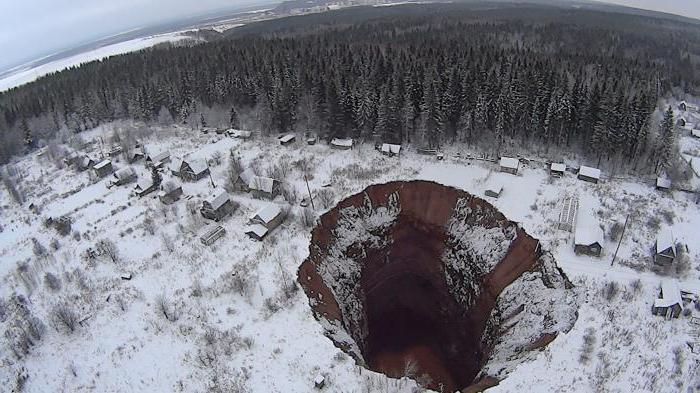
[656,106,675,172]
[229,107,239,128]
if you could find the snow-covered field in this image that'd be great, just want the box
[2,119,700,392]
[0,32,191,93]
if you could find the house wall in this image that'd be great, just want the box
[654,253,675,266]
[574,244,601,257]
[578,174,598,184]
[500,166,517,175]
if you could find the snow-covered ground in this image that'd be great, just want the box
[2,119,700,392]
[0,32,191,93]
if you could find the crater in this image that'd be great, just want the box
[298,180,577,392]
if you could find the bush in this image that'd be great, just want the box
[155,294,178,322]
[299,207,316,228]
[143,215,156,235]
[44,272,62,292]
[602,281,619,301]
[608,222,624,242]
[51,303,79,334]
[579,327,596,364]
[317,189,334,209]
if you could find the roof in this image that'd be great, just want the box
[574,211,603,247]
[231,129,252,138]
[186,158,208,175]
[239,169,255,186]
[578,165,601,179]
[249,176,275,194]
[245,224,268,239]
[654,280,683,309]
[114,167,135,179]
[170,158,183,172]
[656,177,671,189]
[551,163,566,172]
[135,177,153,190]
[381,143,401,154]
[499,157,519,170]
[161,180,181,194]
[251,204,282,224]
[148,151,170,163]
[692,129,700,138]
[656,228,675,254]
[206,188,230,210]
[331,138,353,148]
[485,179,503,194]
[94,160,111,170]
[279,134,295,143]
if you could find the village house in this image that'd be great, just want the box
[111,167,136,186]
[550,163,566,177]
[558,196,579,232]
[180,158,210,181]
[93,159,113,178]
[200,225,226,246]
[654,228,676,266]
[135,177,158,197]
[145,151,171,168]
[652,280,683,319]
[279,134,296,146]
[484,180,503,198]
[499,157,519,175]
[656,177,671,191]
[574,213,603,257]
[249,176,280,199]
[200,188,236,221]
[158,181,183,204]
[577,166,601,184]
[381,143,402,157]
[245,204,284,240]
[331,138,353,150]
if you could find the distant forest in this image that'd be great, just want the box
[1,2,700,171]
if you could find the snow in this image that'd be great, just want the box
[551,162,566,172]
[251,204,281,224]
[656,228,675,254]
[0,32,190,92]
[654,280,683,309]
[578,165,601,180]
[499,156,519,170]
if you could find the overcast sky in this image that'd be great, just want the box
[0,0,698,73]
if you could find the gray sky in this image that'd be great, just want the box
[0,0,698,73]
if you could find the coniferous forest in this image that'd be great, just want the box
[1,2,699,170]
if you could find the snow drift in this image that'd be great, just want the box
[298,180,577,391]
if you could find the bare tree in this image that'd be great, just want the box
[155,294,178,322]
[97,239,120,263]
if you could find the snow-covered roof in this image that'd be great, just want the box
[114,167,135,179]
[656,177,671,189]
[500,157,519,170]
[206,188,230,210]
[94,159,111,169]
[249,176,275,193]
[244,224,268,239]
[574,213,603,247]
[692,129,700,138]
[691,157,700,176]
[239,168,255,186]
[148,151,170,163]
[578,165,601,180]
[161,180,181,193]
[279,134,295,143]
[251,204,282,224]
[381,143,401,154]
[135,177,153,190]
[485,179,503,194]
[186,158,208,175]
[656,228,675,254]
[170,158,183,172]
[551,163,566,172]
[331,138,353,148]
[654,280,683,309]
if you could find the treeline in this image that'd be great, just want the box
[1,3,699,170]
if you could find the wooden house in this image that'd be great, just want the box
[381,143,401,157]
[93,160,113,178]
[112,167,136,186]
[574,213,603,257]
[577,166,601,184]
[135,177,158,197]
[652,280,683,319]
[550,163,566,177]
[654,229,676,266]
[499,157,519,175]
[145,151,171,168]
[279,134,296,146]
[158,181,183,204]
[249,176,280,199]
[245,204,284,240]
[331,138,353,150]
[200,225,226,246]
[180,158,210,181]
[200,188,235,221]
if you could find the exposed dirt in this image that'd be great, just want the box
[298,180,570,392]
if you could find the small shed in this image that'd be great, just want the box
[200,188,235,221]
[63,151,81,167]
[93,160,113,178]
[229,129,252,139]
[200,225,226,246]
[655,229,676,266]
[656,177,671,191]
[557,196,579,232]
[499,157,519,175]
[577,166,601,184]
[307,136,317,145]
[484,180,503,198]
[180,158,210,182]
[279,134,296,146]
[381,143,402,157]
[314,374,325,389]
[108,145,123,157]
[574,215,603,257]
[249,176,280,199]
[331,138,353,150]
[245,204,284,240]
[158,181,183,204]
[135,177,158,197]
[146,151,171,168]
[127,147,145,163]
[652,280,683,319]
[112,167,136,186]
[550,163,566,177]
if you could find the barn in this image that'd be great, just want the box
[656,177,671,191]
[654,228,676,266]
[135,178,158,197]
[484,180,503,198]
[249,176,280,199]
[652,280,683,319]
[200,188,236,221]
[577,166,601,184]
[146,151,171,168]
[499,157,519,175]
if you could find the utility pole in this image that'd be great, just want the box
[611,214,630,266]
[207,160,216,189]
[304,175,315,210]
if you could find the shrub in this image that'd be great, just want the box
[299,207,316,228]
[579,327,596,364]
[155,294,178,322]
[44,272,62,292]
[51,303,79,334]
[317,189,334,209]
[602,281,619,301]
[608,222,624,242]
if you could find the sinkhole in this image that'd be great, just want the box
[298,181,577,392]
